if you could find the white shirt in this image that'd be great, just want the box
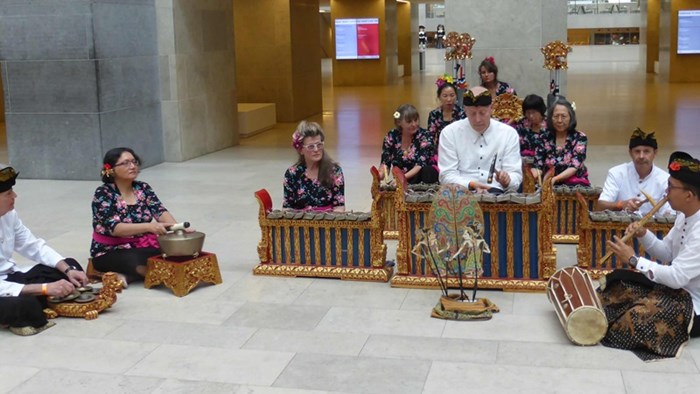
[438,118,523,192]
[636,211,700,314]
[0,209,64,297]
[599,162,672,215]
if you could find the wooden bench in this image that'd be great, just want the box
[252,181,392,282]
[238,103,276,137]
[390,168,557,291]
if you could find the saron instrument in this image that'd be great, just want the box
[598,194,669,266]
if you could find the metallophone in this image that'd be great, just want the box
[253,169,392,282]
[390,167,557,291]
[551,185,602,244]
[574,193,675,277]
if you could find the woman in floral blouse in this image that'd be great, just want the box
[91,147,182,286]
[515,94,548,179]
[536,97,591,186]
[283,121,345,212]
[427,81,466,146]
[479,57,516,97]
[380,104,438,184]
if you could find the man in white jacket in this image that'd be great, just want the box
[438,86,522,193]
[0,165,88,336]
[608,151,700,338]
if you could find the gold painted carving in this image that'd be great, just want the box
[144,253,223,297]
[45,272,123,320]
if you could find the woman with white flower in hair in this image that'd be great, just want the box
[283,121,345,212]
[379,104,438,184]
[536,97,590,186]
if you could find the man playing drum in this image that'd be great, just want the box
[597,128,672,215]
[604,151,700,359]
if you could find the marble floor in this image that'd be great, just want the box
[1,47,700,393]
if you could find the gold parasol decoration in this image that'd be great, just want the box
[444,32,476,61]
[541,40,572,70]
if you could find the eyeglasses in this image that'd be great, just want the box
[115,159,140,168]
[667,182,688,192]
[303,142,324,151]
[552,115,570,120]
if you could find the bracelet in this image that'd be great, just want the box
[468,181,475,190]
[63,266,75,275]
[41,283,48,296]
[615,201,624,210]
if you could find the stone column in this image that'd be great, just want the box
[444,0,567,99]
[157,0,237,161]
[0,0,163,179]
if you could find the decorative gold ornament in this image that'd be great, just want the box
[144,252,222,297]
[541,40,572,70]
[444,32,476,61]
[491,93,523,123]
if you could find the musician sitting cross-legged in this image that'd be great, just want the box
[602,151,700,359]
[597,128,672,215]
[438,86,522,194]
[0,165,89,336]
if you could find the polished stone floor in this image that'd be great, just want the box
[1,47,700,393]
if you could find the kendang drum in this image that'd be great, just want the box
[547,266,607,346]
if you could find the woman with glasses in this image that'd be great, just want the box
[535,97,590,186]
[284,121,345,212]
[90,147,182,286]
[379,104,438,185]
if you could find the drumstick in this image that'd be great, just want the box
[639,190,656,207]
[599,194,669,267]
[487,154,498,183]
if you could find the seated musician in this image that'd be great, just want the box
[379,104,438,184]
[479,57,516,97]
[536,97,590,186]
[606,152,700,347]
[597,128,672,215]
[438,86,522,194]
[515,94,547,180]
[284,121,345,212]
[91,147,185,287]
[0,164,89,336]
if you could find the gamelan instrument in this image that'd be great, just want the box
[598,193,669,266]
[547,266,607,346]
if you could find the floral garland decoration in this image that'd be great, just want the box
[436,74,468,90]
[101,163,114,177]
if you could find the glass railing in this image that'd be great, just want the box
[568,1,640,15]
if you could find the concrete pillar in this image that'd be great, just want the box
[0,0,162,179]
[157,0,238,161]
[233,0,322,122]
[444,0,567,99]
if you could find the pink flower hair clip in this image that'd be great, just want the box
[291,130,304,150]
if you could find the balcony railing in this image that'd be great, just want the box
[568,1,640,15]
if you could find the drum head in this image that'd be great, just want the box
[566,306,608,346]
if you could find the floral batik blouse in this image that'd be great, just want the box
[90,181,168,258]
[380,127,436,174]
[283,164,345,210]
[515,118,547,158]
[536,129,591,186]
[489,81,516,97]
[426,106,466,145]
